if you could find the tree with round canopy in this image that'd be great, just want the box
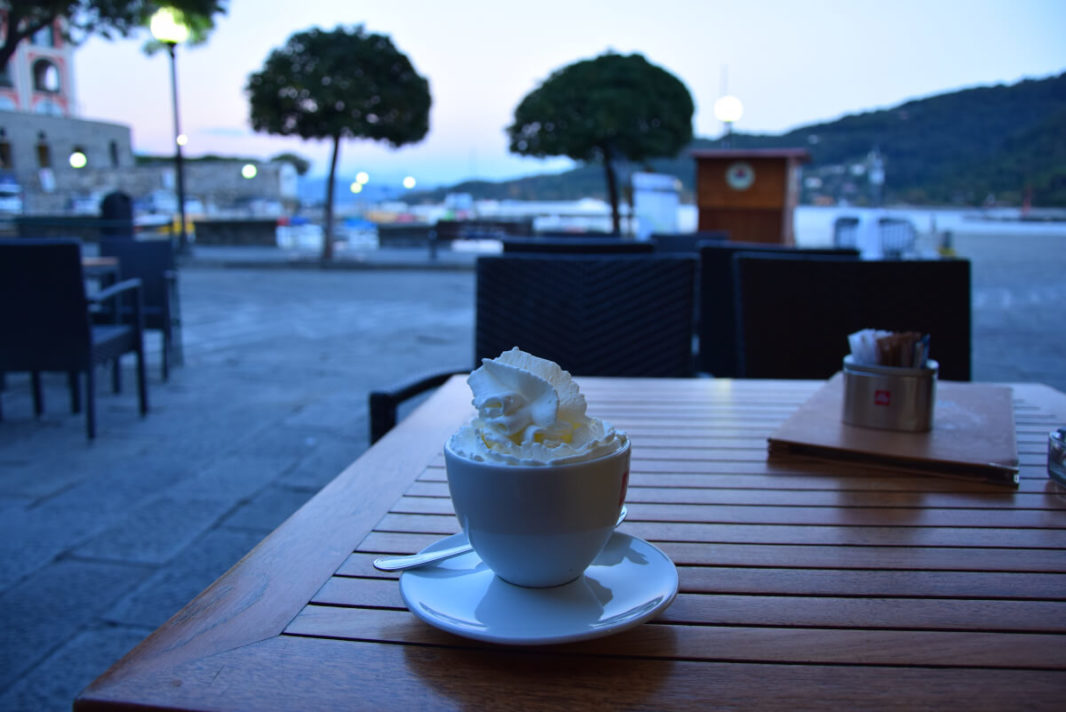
[246,25,430,261]
[507,52,693,235]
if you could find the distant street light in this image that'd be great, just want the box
[402,176,416,190]
[151,7,191,254]
[713,95,744,147]
[69,150,87,169]
[241,163,258,179]
[355,171,370,185]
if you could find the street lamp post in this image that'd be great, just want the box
[150,8,190,254]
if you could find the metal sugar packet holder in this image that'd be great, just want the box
[1049,428,1066,487]
[842,329,938,433]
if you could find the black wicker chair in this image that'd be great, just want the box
[369,253,699,443]
[501,237,654,254]
[697,242,861,377]
[733,253,971,380]
[99,237,182,380]
[651,231,729,254]
[0,238,148,438]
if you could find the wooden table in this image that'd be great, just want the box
[82,255,120,289]
[76,377,1066,710]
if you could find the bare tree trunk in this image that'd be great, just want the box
[0,8,52,74]
[323,134,341,262]
[602,144,621,235]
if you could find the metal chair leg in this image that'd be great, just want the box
[86,365,96,439]
[68,371,81,413]
[161,330,170,381]
[136,345,148,416]
[31,371,44,417]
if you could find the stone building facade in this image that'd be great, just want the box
[0,108,296,217]
[0,16,76,116]
[0,13,294,217]
[0,108,136,212]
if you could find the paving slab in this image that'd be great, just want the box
[0,624,153,712]
[102,527,269,630]
[0,559,152,691]
[220,483,318,533]
[73,494,239,565]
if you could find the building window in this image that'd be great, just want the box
[0,65,11,87]
[0,141,11,170]
[109,140,120,167]
[33,60,61,93]
[0,96,15,111]
[36,141,51,169]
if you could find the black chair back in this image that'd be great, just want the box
[652,231,729,254]
[733,254,971,380]
[369,253,700,442]
[0,239,91,371]
[501,237,654,254]
[0,238,149,438]
[98,238,174,322]
[98,237,180,379]
[698,242,861,377]
[476,254,698,377]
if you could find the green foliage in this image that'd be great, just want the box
[726,72,1066,206]
[507,52,693,232]
[246,25,430,146]
[246,24,430,259]
[508,52,693,162]
[0,1,227,70]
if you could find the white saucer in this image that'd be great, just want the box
[399,531,678,645]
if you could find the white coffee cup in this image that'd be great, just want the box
[444,440,631,588]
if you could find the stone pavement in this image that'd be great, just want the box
[1,233,1064,711]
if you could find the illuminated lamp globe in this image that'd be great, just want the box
[241,164,258,179]
[402,176,416,189]
[713,95,744,125]
[149,7,189,44]
[69,151,87,169]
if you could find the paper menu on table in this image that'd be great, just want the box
[768,374,1019,487]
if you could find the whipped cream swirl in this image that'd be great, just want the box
[448,348,627,465]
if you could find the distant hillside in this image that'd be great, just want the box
[410,71,1066,207]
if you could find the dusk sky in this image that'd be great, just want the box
[73,0,1066,189]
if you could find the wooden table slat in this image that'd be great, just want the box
[371,512,1066,549]
[74,634,1066,712]
[343,541,1066,575]
[284,606,1066,670]
[401,481,1065,510]
[388,495,1066,523]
